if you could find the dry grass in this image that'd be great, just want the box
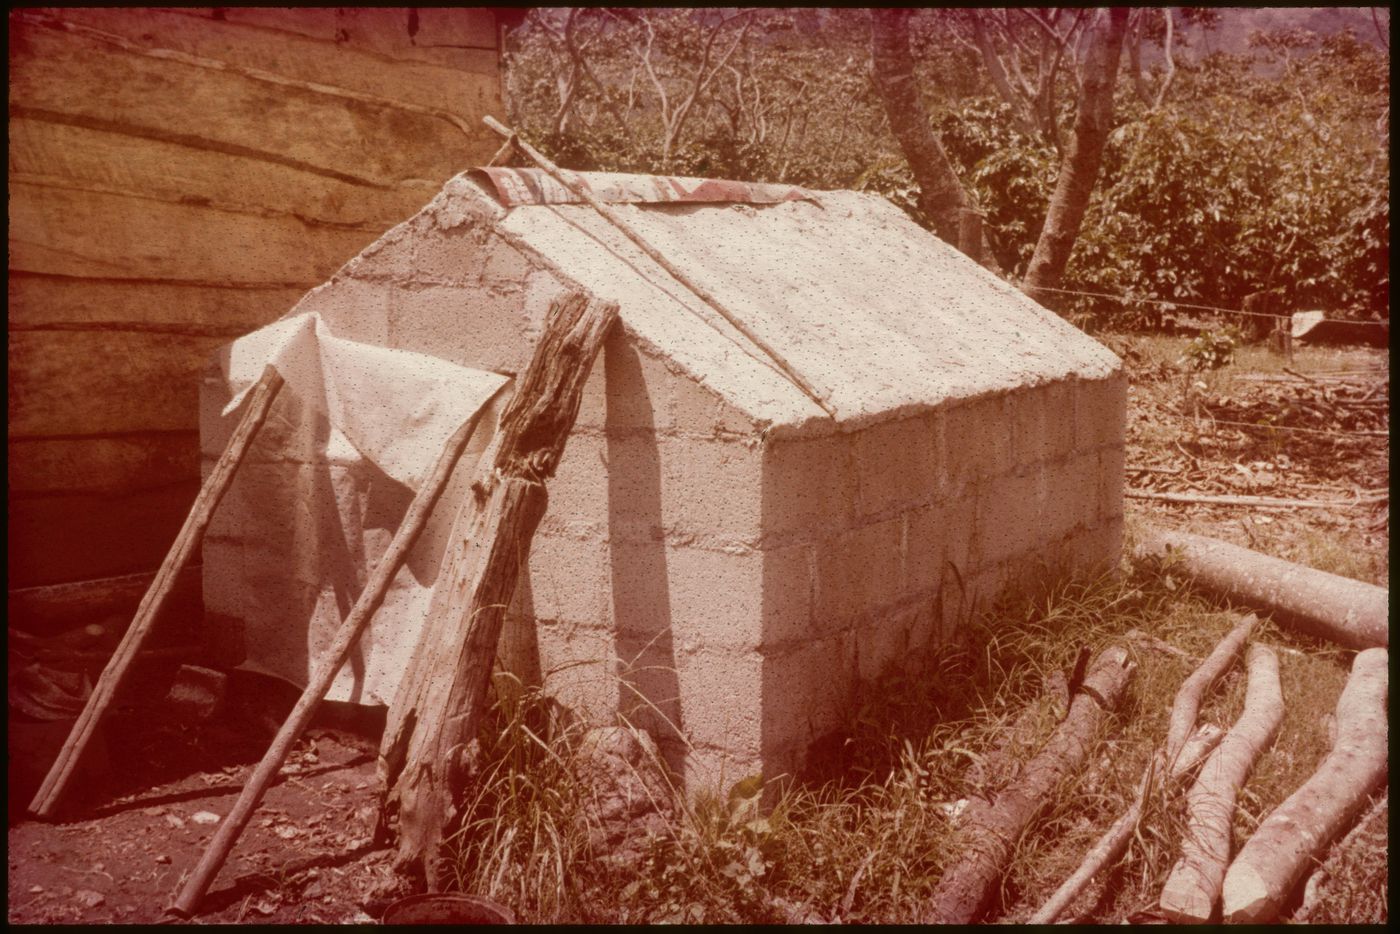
[440,544,1380,924]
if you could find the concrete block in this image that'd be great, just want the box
[586,329,672,433]
[541,431,611,531]
[1065,517,1124,574]
[298,276,392,346]
[1073,374,1128,452]
[387,283,530,373]
[411,223,486,287]
[814,517,903,626]
[1099,445,1126,522]
[761,433,856,544]
[340,225,415,282]
[853,603,920,683]
[1042,451,1103,540]
[639,545,766,650]
[1012,382,1075,465]
[944,394,1014,493]
[513,533,611,627]
[532,619,623,721]
[976,469,1047,565]
[760,633,854,758]
[658,437,763,543]
[759,542,818,646]
[905,504,950,598]
[853,412,942,519]
[480,238,537,288]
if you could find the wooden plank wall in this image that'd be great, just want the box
[8,7,506,599]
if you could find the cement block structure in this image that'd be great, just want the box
[200,169,1126,793]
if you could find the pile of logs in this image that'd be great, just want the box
[924,601,1388,925]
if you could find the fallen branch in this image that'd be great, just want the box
[1028,616,1254,923]
[1159,644,1284,923]
[1134,527,1388,650]
[923,645,1136,924]
[1222,647,1389,923]
[1126,489,1384,509]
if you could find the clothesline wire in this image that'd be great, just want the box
[1033,285,1391,329]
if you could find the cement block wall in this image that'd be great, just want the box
[202,180,1127,794]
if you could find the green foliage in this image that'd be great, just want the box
[505,11,1388,331]
[1181,328,1241,372]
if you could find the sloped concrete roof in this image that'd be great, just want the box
[468,173,1121,435]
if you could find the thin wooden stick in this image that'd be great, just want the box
[29,366,285,819]
[481,114,837,419]
[1126,489,1385,509]
[168,392,503,917]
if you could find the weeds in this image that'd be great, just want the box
[441,547,1378,923]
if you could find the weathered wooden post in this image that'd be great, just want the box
[378,290,618,889]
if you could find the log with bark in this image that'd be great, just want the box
[922,645,1135,925]
[1159,644,1284,923]
[1029,615,1255,923]
[377,291,617,890]
[1134,526,1388,650]
[1221,647,1388,923]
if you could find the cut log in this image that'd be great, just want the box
[1027,616,1253,924]
[1159,644,1284,923]
[379,291,617,889]
[1295,792,1387,922]
[1163,615,1255,772]
[1134,527,1387,650]
[167,390,502,916]
[28,366,283,819]
[1221,647,1388,923]
[923,645,1136,925]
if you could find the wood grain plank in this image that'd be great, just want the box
[8,274,304,331]
[8,116,437,231]
[8,182,379,282]
[8,20,488,188]
[9,433,200,497]
[8,330,230,437]
[8,482,201,588]
[52,8,502,106]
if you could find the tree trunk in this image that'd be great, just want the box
[1134,527,1388,651]
[1222,647,1388,923]
[1159,644,1284,924]
[378,292,618,890]
[1023,7,1129,306]
[923,645,1136,924]
[868,8,972,245]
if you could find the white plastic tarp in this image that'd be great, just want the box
[214,312,509,702]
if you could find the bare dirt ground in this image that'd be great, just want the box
[7,673,401,925]
[7,336,1387,925]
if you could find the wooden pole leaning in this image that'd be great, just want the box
[29,366,286,819]
[481,115,837,420]
[169,389,505,917]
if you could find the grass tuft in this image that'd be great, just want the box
[441,550,1380,923]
